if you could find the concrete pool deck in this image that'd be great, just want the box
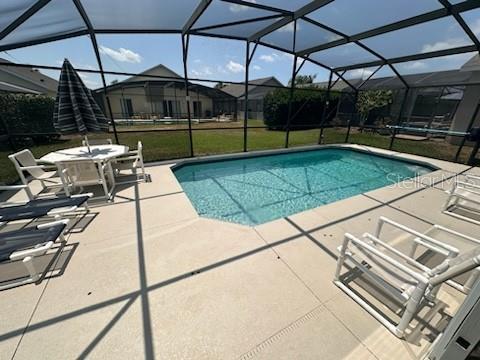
[1,144,478,359]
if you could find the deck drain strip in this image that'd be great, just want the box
[238,305,324,360]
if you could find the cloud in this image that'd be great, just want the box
[278,22,295,33]
[229,0,256,12]
[190,66,213,77]
[346,68,374,79]
[78,73,100,89]
[421,38,470,53]
[471,19,480,36]
[402,61,427,70]
[226,60,245,73]
[99,46,142,63]
[252,64,261,71]
[260,54,275,62]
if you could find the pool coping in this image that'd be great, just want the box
[169,144,440,172]
[147,144,471,228]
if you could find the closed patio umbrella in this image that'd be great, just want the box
[53,59,109,152]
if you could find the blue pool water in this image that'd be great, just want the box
[174,148,433,226]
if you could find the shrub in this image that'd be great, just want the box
[0,93,57,147]
[263,87,339,130]
[0,93,56,134]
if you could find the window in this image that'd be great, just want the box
[121,98,133,118]
[193,101,202,118]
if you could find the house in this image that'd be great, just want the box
[221,77,283,121]
[0,58,58,96]
[94,64,235,121]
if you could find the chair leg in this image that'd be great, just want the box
[396,282,428,337]
[23,256,40,283]
[141,161,146,182]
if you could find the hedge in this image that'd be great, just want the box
[0,93,56,134]
[263,87,339,130]
[0,93,57,148]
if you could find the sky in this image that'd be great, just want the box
[1,0,479,90]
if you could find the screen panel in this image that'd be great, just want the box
[306,0,442,36]
[0,0,37,33]
[361,17,474,60]
[0,0,86,48]
[193,0,281,29]
[81,0,202,31]
[309,43,380,68]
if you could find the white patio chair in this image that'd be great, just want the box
[373,217,480,295]
[60,160,113,201]
[443,175,480,225]
[111,141,146,183]
[8,149,70,198]
[334,218,480,338]
[81,138,112,146]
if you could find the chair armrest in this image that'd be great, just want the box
[362,233,431,273]
[47,206,78,216]
[456,181,480,193]
[19,164,57,171]
[375,217,459,257]
[343,233,429,283]
[114,155,138,162]
[432,225,480,245]
[37,219,69,229]
[466,174,480,183]
[70,192,93,199]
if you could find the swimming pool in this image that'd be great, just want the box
[173,148,434,226]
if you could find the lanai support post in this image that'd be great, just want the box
[389,87,410,150]
[345,90,358,143]
[318,71,333,144]
[243,41,250,152]
[181,34,194,157]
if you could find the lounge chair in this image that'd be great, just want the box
[0,220,68,290]
[444,174,480,224]
[0,185,91,226]
[334,217,480,338]
[8,149,71,198]
[112,141,146,183]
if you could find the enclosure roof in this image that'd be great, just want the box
[0,0,480,89]
[314,66,479,91]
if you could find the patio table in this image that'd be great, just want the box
[41,145,129,199]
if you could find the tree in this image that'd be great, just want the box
[288,74,317,86]
[357,90,393,124]
[214,82,225,89]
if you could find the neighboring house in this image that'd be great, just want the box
[94,64,235,120]
[221,77,283,121]
[0,58,58,96]
[313,54,480,135]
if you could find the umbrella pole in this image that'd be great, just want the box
[84,135,91,153]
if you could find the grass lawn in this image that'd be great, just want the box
[0,126,474,185]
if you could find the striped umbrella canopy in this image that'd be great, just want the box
[53,59,108,135]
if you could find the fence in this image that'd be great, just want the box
[1,65,480,185]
